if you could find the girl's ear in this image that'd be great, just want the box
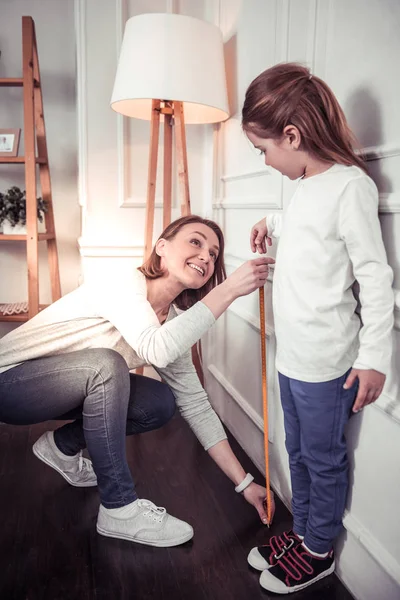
[283,125,301,150]
[155,238,167,257]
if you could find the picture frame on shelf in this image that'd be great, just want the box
[0,129,21,157]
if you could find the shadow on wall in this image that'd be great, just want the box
[344,87,392,194]
[344,410,364,511]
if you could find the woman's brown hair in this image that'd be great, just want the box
[138,215,226,310]
[242,62,367,173]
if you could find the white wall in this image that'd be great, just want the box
[0,0,80,337]
[203,1,400,599]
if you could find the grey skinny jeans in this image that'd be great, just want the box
[0,349,176,508]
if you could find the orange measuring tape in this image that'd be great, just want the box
[259,286,273,526]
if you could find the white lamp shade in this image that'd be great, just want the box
[111,13,229,124]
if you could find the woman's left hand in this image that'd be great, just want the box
[243,482,275,525]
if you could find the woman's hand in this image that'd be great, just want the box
[250,217,272,254]
[202,257,274,319]
[224,257,275,299]
[344,368,386,412]
[243,482,276,525]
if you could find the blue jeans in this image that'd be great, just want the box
[279,370,357,554]
[0,349,176,508]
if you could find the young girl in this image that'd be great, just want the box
[242,63,394,594]
[0,215,275,548]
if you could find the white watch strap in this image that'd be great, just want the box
[235,473,254,493]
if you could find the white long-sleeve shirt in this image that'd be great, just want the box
[0,270,227,450]
[267,164,394,382]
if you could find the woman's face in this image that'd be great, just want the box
[157,223,220,289]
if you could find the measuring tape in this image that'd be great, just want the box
[259,286,273,526]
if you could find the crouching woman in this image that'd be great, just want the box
[0,215,275,547]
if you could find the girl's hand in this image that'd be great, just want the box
[224,257,275,299]
[243,482,275,525]
[250,217,272,254]
[344,368,386,412]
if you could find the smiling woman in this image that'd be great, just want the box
[0,214,275,550]
[139,215,226,310]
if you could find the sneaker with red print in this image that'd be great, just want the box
[247,529,303,571]
[259,543,335,594]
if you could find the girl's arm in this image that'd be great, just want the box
[339,176,394,408]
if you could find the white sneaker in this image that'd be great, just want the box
[32,430,97,487]
[97,499,194,547]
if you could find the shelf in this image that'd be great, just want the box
[0,233,55,242]
[0,304,48,323]
[0,313,29,323]
[0,78,24,87]
[0,157,47,165]
[0,77,39,87]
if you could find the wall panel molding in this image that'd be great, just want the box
[379,193,400,213]
[374,391,400,427]
[78,240,144,258]
[342,510,400,586]
[305,0,318,69]
[208,364,266,434]
[227,302,275,337]
[220,169,271,183]
[362,144,400,162]
[74,0,88,219]
[274,0,290,64]
[213,194,281,210]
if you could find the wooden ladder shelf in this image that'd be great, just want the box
[0,16,61,322]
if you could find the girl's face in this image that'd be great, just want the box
[156,223,220,290]
[246,129,306,180]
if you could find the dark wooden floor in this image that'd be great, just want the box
[0,414,354,600]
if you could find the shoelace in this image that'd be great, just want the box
[137,499,167,523]
[77,451,94,474]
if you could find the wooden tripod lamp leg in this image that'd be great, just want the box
[173,101,191,216]
[144,100,161,260]
[163,111,173,229]
[173,101,204,384]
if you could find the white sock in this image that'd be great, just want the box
[104,499,139,518]
[302,542,329,558]
[293,531,304,540]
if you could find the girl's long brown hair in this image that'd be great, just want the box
[138,215,226,310]
[242,62,367,172]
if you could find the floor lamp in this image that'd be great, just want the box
[111,13,229,381]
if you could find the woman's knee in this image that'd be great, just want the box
[86,348,129,378]
[84,349,130,401]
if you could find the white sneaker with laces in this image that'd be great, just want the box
[97,499,194,547]
[32,430,97,487]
